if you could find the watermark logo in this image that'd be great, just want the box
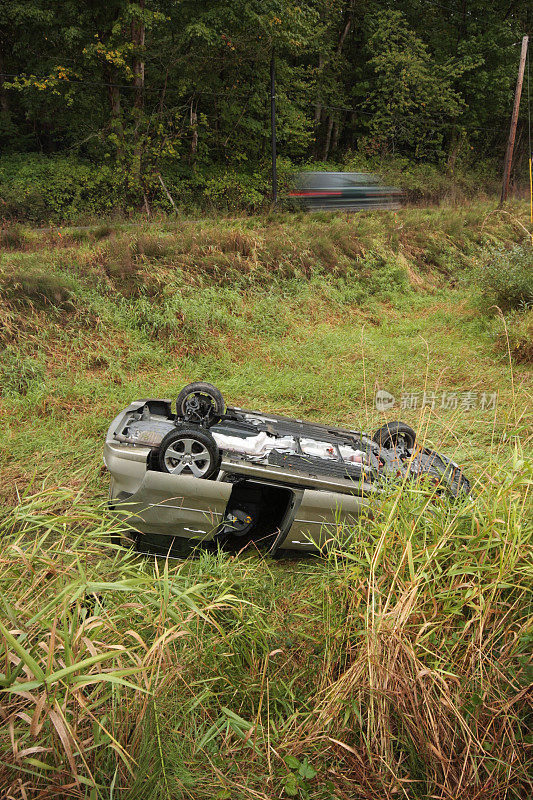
[374,390,498,412]
[375,389,396,412]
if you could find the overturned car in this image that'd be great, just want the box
[105,382,470,555]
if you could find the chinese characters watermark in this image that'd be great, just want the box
[375,389,498,412]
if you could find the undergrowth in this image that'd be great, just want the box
[0,203,531,798]
[0,443,531,799]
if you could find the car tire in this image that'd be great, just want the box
[157,426,220,479]
[373,421,416,450]
[176,382,225,426]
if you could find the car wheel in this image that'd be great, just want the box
[373,421,416,450]
[176,382,225,426]
[158,426,220,479]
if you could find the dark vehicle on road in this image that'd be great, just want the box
[289,171,402,211]
[105,383,469,556]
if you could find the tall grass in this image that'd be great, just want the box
[0,204,531,797]
[1,442,531,799]
[0,489,245,798]
[295,442,532,798]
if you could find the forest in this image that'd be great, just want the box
[0,0,532,218]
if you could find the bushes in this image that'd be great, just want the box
[476,245,533,312]
[0,151,507,223]
[343,153,501,203]
[203,169,266,211]
[472,244,532,365]
[0,154,273,221]
[0,154,124,223]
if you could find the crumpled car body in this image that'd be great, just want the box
[104,384,470,555]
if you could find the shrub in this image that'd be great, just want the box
[0,154,125,223]
[476,245,533,312]
[203,170,266,211]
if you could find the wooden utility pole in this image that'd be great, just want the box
[500,35,529,204]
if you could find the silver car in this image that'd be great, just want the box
[104,383,470,555]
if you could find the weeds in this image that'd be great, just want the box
[0,489,246,798]
[0,224,27,250]
[0,448,530,799]
[0,253,77,309]
[0,204,531,798]
[0,345,45,395]
[294,452,532,798]
[497,309,533,363]
[475,244,533,312]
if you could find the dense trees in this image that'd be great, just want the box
[0,0,531,211]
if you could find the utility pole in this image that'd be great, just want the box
[500,35,529,205]
[270,54,277,206]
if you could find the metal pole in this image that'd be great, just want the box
[500,35,529,205]
[270,54,277,206]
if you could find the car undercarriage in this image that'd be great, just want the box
[104,382,471,555]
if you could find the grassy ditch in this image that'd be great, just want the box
[0,451,531,799]
[0,202,531,798]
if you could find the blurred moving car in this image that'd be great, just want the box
[289,171,402,211]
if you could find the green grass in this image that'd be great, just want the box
[0,202,531,798]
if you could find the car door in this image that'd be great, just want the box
[277,489,368,551]
[116,472,232,542]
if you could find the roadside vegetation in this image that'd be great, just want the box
[0,203,531,798]
[1,3,531,220]
[0,152,505,222]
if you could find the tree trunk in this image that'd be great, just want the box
[321,5,352,161]
[190,98,198,164]
[106,67,124,159]
[314,54,324,124]
[336,11,352,54]
[322,116,334,161]
[331,118,341,153]
[132,2,145,112]
[0,51,9,115]
[446,128,461,177]
[131,0,145,178]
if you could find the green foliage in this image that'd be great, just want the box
[0,154,124,222]
[0,0,530,216]
[476,245,533,312]
[497,309,533,363]
[344,153,501,203]
[363,10,465,160]
[0,345,45,395]
[203,169,266,211]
